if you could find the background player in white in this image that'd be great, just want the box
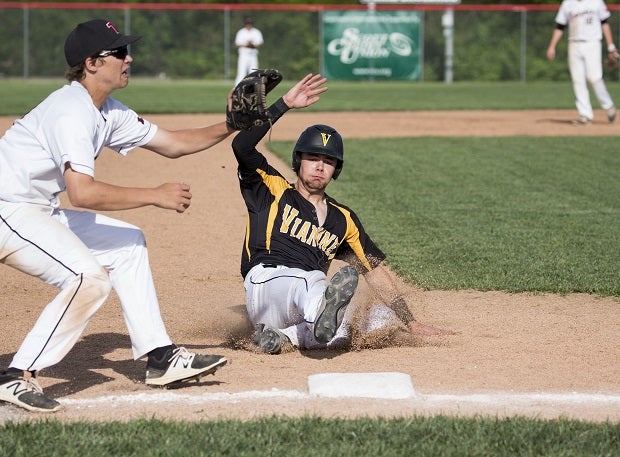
[0,19,234,413]
[231,75,453,354]
[234,17,264,85]
[546,0,617,124]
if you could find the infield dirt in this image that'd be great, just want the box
[0,110,618,423]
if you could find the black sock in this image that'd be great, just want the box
[147,344,177,369]
[0,367,31,381]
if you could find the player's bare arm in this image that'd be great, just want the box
[602,22,616,51]
[64,165,191,212]
[362,263,402,303]
[143,122,234,158]
[364,263,454,336]
[546,28,563,60]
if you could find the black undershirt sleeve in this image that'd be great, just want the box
[232,98,290,172]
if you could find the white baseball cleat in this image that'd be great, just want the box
[572,116,591,125]
[0,369,62,413]
[145,347,227,387]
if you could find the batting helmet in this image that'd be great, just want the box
[291,124,344,179]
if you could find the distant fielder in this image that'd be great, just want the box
[234,17,264,85]
[546,0,617,124]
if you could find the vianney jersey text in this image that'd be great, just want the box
[232,98,386,278]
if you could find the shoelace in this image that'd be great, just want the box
[22,376,43,394]
[168,346,192,363]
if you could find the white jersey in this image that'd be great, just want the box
[555,0,611,42]
[0,81,157,208]
[235,27,264,57]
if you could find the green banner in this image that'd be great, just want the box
[323,11,422,81]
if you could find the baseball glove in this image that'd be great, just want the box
[226,69,283,131]
[606,50,620,72]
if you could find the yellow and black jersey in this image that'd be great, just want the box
[232,98,385,278]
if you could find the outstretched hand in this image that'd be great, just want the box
[282,73,328,109]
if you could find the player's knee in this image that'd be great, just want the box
[126,230,148,261]
[81,269,113,301]
[111,226,148,262]
[124,227,147,250]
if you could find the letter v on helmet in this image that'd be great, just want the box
[321,133,331,146]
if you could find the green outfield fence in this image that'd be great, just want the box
[1,2,620,82]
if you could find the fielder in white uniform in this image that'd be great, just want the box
[546,0,617,124]
[234,17,264,85]
[0,19,234,413]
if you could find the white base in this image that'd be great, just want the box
[307,372,415,399]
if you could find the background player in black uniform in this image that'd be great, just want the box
[231,74,452,354]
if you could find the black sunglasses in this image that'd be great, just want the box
[96,46,129,60]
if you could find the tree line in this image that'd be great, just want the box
[0,3,618,82]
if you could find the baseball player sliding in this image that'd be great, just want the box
[230,74,453,354]
[0,19,235,413]
[546,0,617,124]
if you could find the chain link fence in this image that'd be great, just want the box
[0,4,619,82]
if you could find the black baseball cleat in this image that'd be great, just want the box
[252,323,291,354]
[313,265,359,343]
[145,347,227,387]
[607,107,617,123]
[0,368,62,413]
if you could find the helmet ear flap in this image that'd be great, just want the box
[332,163,342,180]
[291,151,301,174]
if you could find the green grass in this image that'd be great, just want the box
[1,416,619,457]
[2,79,618,448]
[269,137,620,296]
[3,78,620,115]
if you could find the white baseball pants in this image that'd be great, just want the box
[235,53,259,85]
[0,202,172,372]
[243,263,399,349]
[568,40,614,119]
